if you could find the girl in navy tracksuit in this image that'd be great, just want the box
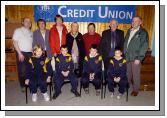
[25,45,53,102]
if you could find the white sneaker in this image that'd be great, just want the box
[117,93,123,100]
[43,93,50,101]
[110,92,114,98]
[32,93,37,102]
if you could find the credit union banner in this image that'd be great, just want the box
[34,5,136,23]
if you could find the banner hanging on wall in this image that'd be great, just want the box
[34,5,136,23]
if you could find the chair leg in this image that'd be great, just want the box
[104,83,106,99]
[49,83,52,101]
[101,81,103,99]
[126,84,129,102]
[25,86,28,104]
[80,82,82,96]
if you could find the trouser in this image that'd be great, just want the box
[53,72,78,95]
[81,72,101,90]
[16,52,32,88]
[106,77,127,94]
[126,61,141,92]
[29,79,47,94]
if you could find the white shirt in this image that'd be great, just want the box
[12,27,33,52]
[71,32,79,64]
[56,26,63,47]
[127,26,140,48]
[40,30,46,50]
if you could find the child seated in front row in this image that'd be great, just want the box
[25,45,53,102]
[107,47,127,99]
[52,45,80,99]
[81,44,102,96]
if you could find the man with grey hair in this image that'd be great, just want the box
[100,19,124,70]
[124,16,148,96]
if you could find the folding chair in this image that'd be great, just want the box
[25,80,53,104]
[103,77,129,101]
[80,61,105,99]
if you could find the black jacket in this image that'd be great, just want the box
[99,29,124,68]
[66,32,85,73]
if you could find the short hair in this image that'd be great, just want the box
[54,14,63,22]
[133,16,142,21]
[88,23,96,29]
[90,44,98,50]
[114,47,122,52]
[60,44,68,50]
[71,22,79,28]
[37,18,46,26]
[21,17,31,23]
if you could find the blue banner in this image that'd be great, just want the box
[34,5,136,23]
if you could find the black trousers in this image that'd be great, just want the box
[16,52,32,88]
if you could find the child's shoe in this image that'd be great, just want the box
[43,93,50,101]
[96,89,100,96]
[117,93,123,100]
[110,92,114,98]
[32,93,37,102]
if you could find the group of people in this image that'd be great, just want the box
[12,14,148,102]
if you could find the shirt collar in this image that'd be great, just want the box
[131,26,140,31]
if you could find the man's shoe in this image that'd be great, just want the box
[84,88,89,94]
[21,87,25,92]
[131,91,138,96]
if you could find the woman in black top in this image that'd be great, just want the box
[66,22,85,77]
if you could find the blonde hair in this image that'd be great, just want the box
[32,44,44,56]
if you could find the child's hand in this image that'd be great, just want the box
[117,77,121,82]
[114,77,120,83]
[134,60,140,65]
[47,76,51,83]
[61,71,65,76]
[65,71,70,76]
[89,73,95,81]
[62,71,69,77]
[25,79,29,85]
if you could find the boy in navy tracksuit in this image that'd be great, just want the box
[52,45,80,99]
[107,47,127,99]
[81,44,102,96]
[25,45,53,102]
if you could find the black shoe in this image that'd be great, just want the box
[52,93,60,99]
[71,90,80,97]
[21,87,25,92]
[84,88,89,94]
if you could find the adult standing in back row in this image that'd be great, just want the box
[124,16,148,96]
[99,19,124,70]
[12,17,33,92]
[33,19,52,59]
[83,23,101,56]
[49,14,68,57]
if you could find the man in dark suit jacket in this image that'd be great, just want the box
[33,19,52,59]
[99,20,124,70]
